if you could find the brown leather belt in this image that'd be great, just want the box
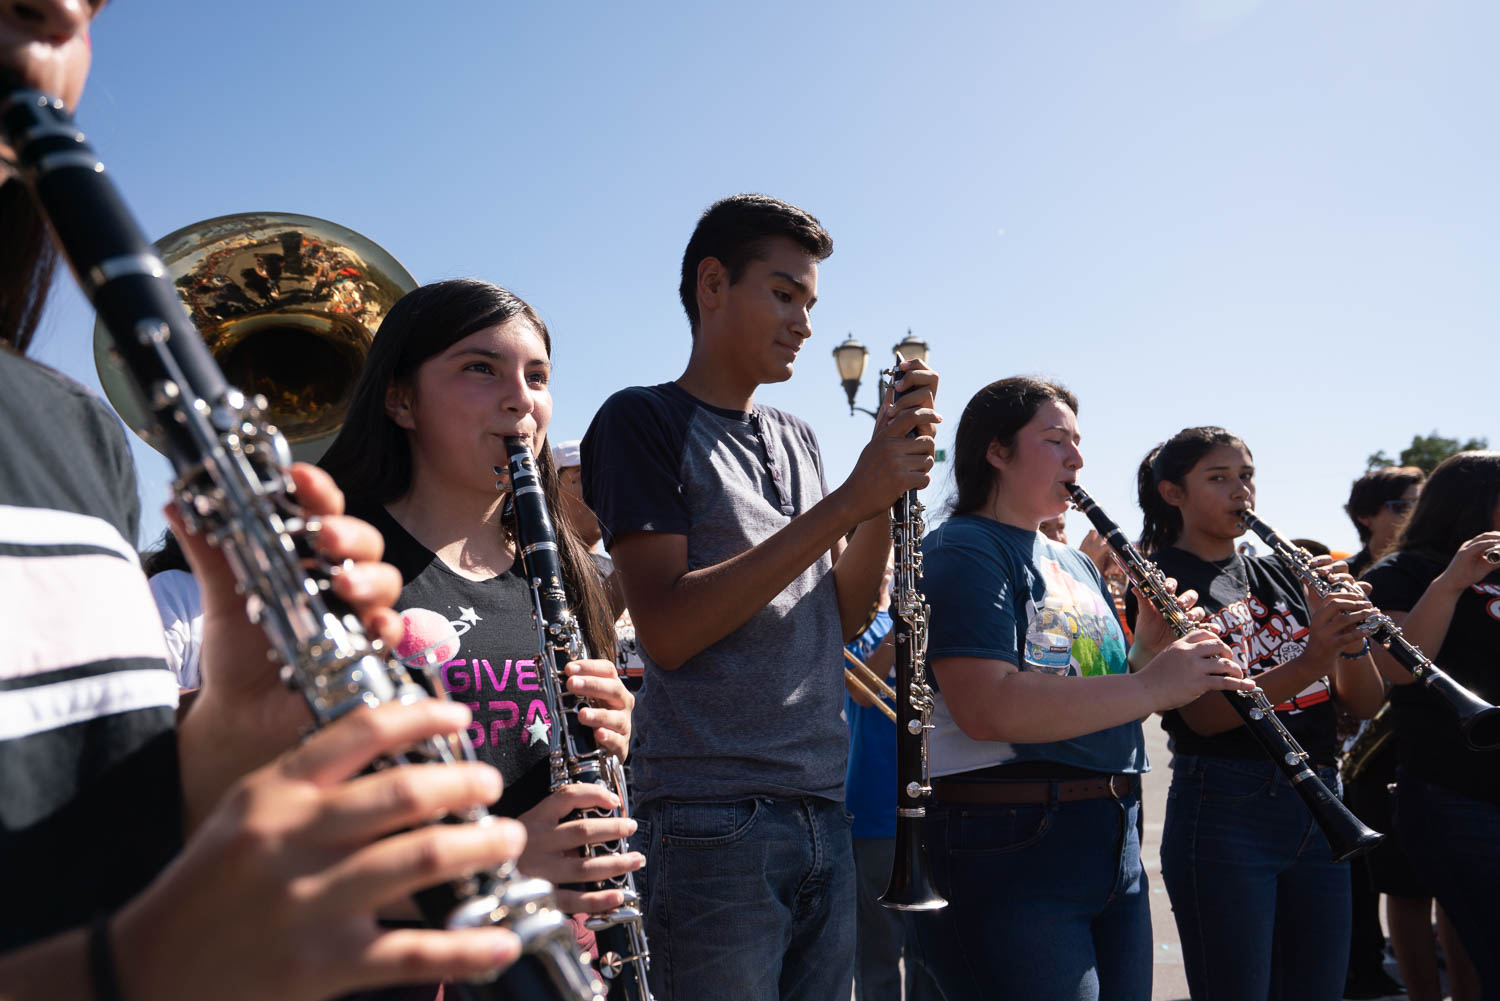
[933,774,1139,805]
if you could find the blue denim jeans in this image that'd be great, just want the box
[1161,754,1351,1001]
[907,785,1151,1001]
[630,797,854,1001]
[1393,769,1500,998]
[852,837,942,1001]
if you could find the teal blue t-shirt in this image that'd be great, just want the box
[921,514,1145,777]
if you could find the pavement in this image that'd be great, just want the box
[1140,718,1191,1001]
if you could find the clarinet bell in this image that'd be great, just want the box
[1433,673,1500,751]
[1330,821,1386,865]
[878,815,948,912]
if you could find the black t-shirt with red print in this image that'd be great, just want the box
[350,501,553,816]
[1363,551,1500,804]
[1130,548,1338,765]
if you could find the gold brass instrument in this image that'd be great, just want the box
[1340,703,1395,783]
[93,212,416,461]
[844,648,898,724]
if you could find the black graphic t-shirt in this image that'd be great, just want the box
[1132,548,1338,765]
[351,502,552,816]
[1363,551,1500,803]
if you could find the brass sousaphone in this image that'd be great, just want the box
[94,212,417,461]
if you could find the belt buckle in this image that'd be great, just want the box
[1107,774,1127,800]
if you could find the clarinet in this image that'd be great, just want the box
[877,372,947,911]
[0,85,603,1001]
[1067,484,1384,862]
[1239,509,1500,752]
[502,438,654,1001]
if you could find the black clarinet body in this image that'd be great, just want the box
[2,85,603,1001]
[503,438,653,1001]
[1238,509,1500,752]
[1067,484,1383,862]
[878,373,947,912]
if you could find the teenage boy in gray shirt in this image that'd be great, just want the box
[582,194,940,1001]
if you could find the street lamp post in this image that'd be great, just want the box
[832,329,931,418]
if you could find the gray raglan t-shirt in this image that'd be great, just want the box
[581,382,846,807]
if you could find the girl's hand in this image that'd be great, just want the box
[1296,554,1376,661]
[1302,592,1375,662]
[517,784,645,915]
[1439,531,1500,593]
[564,659,633,760]
[1303,555,1366,602]
[1137,629,1254,711]
[1128,577,1208,667]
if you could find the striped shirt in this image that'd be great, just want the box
[0,349,182,951]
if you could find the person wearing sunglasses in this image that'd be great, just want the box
[1345,466,1424,578]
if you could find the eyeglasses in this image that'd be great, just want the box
[1382,499,1414,515]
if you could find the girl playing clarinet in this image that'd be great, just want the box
[910,378,1254,1001]
[320,279,640,919]
[1135,425,1384,1001]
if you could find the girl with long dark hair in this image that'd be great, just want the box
[319,278,639,917]
[908,378,1254,1001]
[1134,426,1384,1001]
[1361,451,1500,997]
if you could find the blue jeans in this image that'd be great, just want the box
[631,797,854,1001]
[907,786,1151,1001]
[1394,770,1500,999]
[852,837,942,1001]
[1161,754,1351,1001]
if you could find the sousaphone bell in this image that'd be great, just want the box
[93,211,416,461]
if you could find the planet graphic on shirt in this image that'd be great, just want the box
[396,607,462,668]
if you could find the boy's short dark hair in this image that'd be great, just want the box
[1344,466,1424,543]
[679,194,833,334]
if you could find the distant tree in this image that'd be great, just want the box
[1367,432,1490,474]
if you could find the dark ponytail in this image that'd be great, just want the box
[1136,426,1248,554]
[949,376,1078,517]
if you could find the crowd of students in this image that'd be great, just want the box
[4,5,1498,1001]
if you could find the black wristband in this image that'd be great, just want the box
[1339,638,1371,660]
[88,911,124,1001]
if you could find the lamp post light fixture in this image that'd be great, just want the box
[832,335,873,416]
[832,330,932,418]
[893,329,931,366]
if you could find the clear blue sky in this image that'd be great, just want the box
[29,0,1495,555]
